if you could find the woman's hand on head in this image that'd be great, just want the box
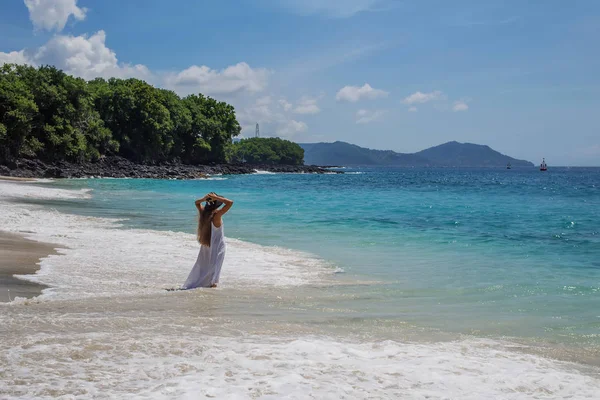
[196,194,212,207]
[209,192,227,202]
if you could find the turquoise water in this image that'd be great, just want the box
[44,167,600,348]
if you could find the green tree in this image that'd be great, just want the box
[91,78,175,162]
[0,64,115,162]
[182,94,241,164]
[158,89,192,161]
[229,137,304,165]
[0,64,39,161]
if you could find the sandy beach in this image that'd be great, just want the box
[0,231,57,302]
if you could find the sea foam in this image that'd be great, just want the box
[1,330,599,399]
[0,180,91,200]
[0,181,331,301]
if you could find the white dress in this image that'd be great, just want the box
[182,222,226,289]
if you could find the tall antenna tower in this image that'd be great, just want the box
[255,123,260,138]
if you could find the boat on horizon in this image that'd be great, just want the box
[540,158,548,171]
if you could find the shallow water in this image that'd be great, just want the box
[40,168,600,343]
[1,168,600,398]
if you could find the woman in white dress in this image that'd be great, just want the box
[182,192,233,289]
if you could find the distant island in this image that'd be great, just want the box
[300,141,534,167]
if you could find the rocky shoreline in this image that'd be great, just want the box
[0,157,339,179]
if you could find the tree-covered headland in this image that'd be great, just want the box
[0,63,245,165]
[227,137,304,165]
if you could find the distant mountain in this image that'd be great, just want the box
[414,141,533,167]
[300,141,533,167]
[300,141,429,166]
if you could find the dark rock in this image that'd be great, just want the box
[0,156,339,179]
[43,167,61,178]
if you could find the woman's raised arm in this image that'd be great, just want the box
[195,194,210,211]
[211,193,234,217]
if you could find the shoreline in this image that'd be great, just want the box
[0,176,38,182]
[0,231,58,302]
[1,156,339,180]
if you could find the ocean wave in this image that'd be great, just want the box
[0,330,598,399]
[0,181,333,302]
[254,169,276,174]
[0,180,92,200]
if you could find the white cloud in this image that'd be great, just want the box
[0,31,151,80]
[336,83,388,102]
[0,31,270,99]
[237,96,309,139]
[355,109,386,124]
[453,101,469,112]
[24,0,87,32]
[237,98,278,127]
[164,62,270,96]
[279,98,292,111]
[33,31,151,80]
[293,96,321,114]
[277,120,308,137]
[0,50,29,65]
[237,95,315,138]
[402,90,443,105]
[408,106,418,112]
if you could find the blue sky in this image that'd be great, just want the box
[1,0,599,165]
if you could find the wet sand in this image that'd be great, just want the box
[0,231,58,302]
[0,176,37,182]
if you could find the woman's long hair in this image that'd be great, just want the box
[197,201,221,246]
